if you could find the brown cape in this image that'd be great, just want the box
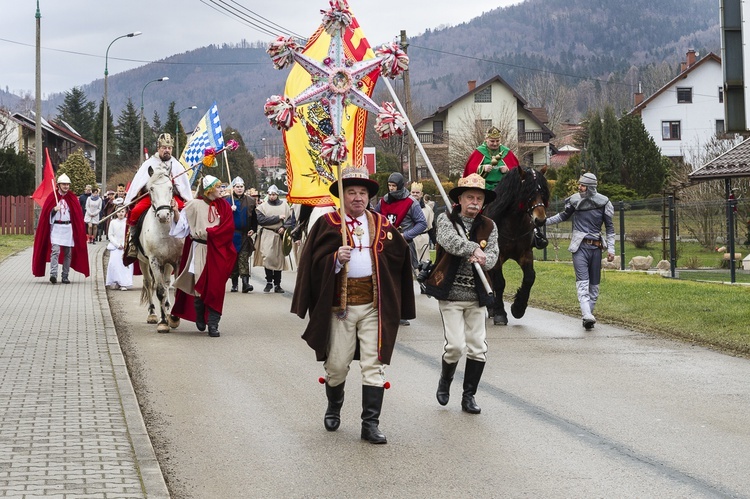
[291,210,415,365]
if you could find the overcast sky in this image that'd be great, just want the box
[1,0,522,97]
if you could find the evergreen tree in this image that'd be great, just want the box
[163,102,190,158]
[152,110,162,136]
[115,98,141,169]
[585,110,603,176]
[222,127,256,188]
[619,114,669,196]
[56,87,96,140]
[599,106,623,184]
[0,147,35,196]
[56,149,96,195]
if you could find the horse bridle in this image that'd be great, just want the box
[498,169,546,242]
[149,173,174,216]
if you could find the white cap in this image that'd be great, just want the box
[203,175,220,190]
[57,173,71,184]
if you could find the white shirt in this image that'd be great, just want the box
[50,197,74,246]
[336,213,372,278]
[125,155,194,205]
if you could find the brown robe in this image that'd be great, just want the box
[291,210,416,365]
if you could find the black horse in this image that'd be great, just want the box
[484,166,550,325]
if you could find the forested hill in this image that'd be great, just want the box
[28,0,720,149]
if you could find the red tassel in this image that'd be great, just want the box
[383,381,391,389]
[318,377,326,384]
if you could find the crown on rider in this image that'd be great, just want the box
[158,133,174,148]
[485,126,502,140]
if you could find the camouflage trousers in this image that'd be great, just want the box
[231,248,253,278]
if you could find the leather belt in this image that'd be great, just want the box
[54,221,71,225]
[193,238,207,244]
[583,238,602,248]
[347,276,373,305]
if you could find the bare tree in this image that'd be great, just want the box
[516,72,576,139]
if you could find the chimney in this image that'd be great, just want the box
[686,49,697,67]
[680,62,687,73]
[634,81,644,106]
[468,80,477,91]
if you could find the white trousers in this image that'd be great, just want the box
[324,303,385,387]
[438,300,488,364]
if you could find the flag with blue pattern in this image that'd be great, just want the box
[179,102,224,186]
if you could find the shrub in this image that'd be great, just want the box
[629,229,658,249]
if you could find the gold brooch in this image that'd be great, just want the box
[480,240,487,248]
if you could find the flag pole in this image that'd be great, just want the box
[336,162,348,273]
[380,78,493,296]
[47,149,59,206]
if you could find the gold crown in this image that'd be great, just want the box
[158,133,174,147]
[410,182,423,192]
[485,126,502,139]
[457,173,487,190]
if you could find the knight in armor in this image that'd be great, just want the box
[373,172,427,326]
[254,185,293,293]
[226,176,258,293]
[545,173,615,330]
[463,125,520,191]
[123,133,193,262]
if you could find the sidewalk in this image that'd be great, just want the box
[0,244,169,498]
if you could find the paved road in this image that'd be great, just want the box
[109,266,750,498]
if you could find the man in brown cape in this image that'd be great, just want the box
[291,166,415,444]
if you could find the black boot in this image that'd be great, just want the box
[230,276,238,292]
[324,382,345,431]
[241,275,253,293]
[207,307,221,337]
[361,385,387,444]
[436,360,458,406]
[461,359,486,414]
[194,297,206,332]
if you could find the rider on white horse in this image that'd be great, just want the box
[124,133,193,260]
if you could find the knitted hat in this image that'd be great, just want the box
[329,165,379,199]
[387,172,405,191]
[578,172,598,187]
[448,173,496,204]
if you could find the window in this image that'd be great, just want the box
[662,121,681,140]
[474,87,492,103]
[476,119,493,132]
[716,119,725,135]
[719,87,724,103]
[676,87,692,103]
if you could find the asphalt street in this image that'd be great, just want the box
[108,266,750,499]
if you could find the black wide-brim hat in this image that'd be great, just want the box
[329,166,379,199]
[448,173,496,204]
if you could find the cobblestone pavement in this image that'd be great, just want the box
[0,244,168,498]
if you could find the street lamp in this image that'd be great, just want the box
[140,76,169,163]
[102,31,141,192]
[175,105,197,159]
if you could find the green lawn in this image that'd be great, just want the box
[0,234,33,262]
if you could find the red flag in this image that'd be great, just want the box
[31,148,55,207]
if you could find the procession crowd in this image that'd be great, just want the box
[32,127,615,445]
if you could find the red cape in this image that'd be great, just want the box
[32,189,90,278]
[463,148,520,177]
[171,198,237,321]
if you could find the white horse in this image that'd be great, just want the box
[138,163,185,333]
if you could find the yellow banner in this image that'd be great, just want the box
[283,15,378,206]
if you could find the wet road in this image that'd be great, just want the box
[108,269,750,498]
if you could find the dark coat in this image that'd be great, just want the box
[291,210,415,365]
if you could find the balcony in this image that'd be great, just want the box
[417,131,450,145]
[519,130,551,143]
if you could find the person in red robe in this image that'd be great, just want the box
[32,173,90,283]
[170,175,236,337]
[291,166,416,445]
[462,125,520,191]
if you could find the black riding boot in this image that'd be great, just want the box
[361,385,387,444]
[436,360,458,406]
[230,276,238,292]
[241,275,253,293]
[461,359,486,414]
[194,297,206,332]
[207,307,221,337]
[324,382,345,431]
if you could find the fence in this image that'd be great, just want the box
[0,196,35,235]
[541,195,748,282]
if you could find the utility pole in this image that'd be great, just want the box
[401,30,417,182]
[34,0,42,227]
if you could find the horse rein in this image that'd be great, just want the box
[149,171,174,217]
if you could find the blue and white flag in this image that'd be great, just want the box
[179,102,224,186]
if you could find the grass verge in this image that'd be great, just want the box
[0,234,34,263]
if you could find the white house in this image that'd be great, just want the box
[412,76,554,178]
[629,50,724,163]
